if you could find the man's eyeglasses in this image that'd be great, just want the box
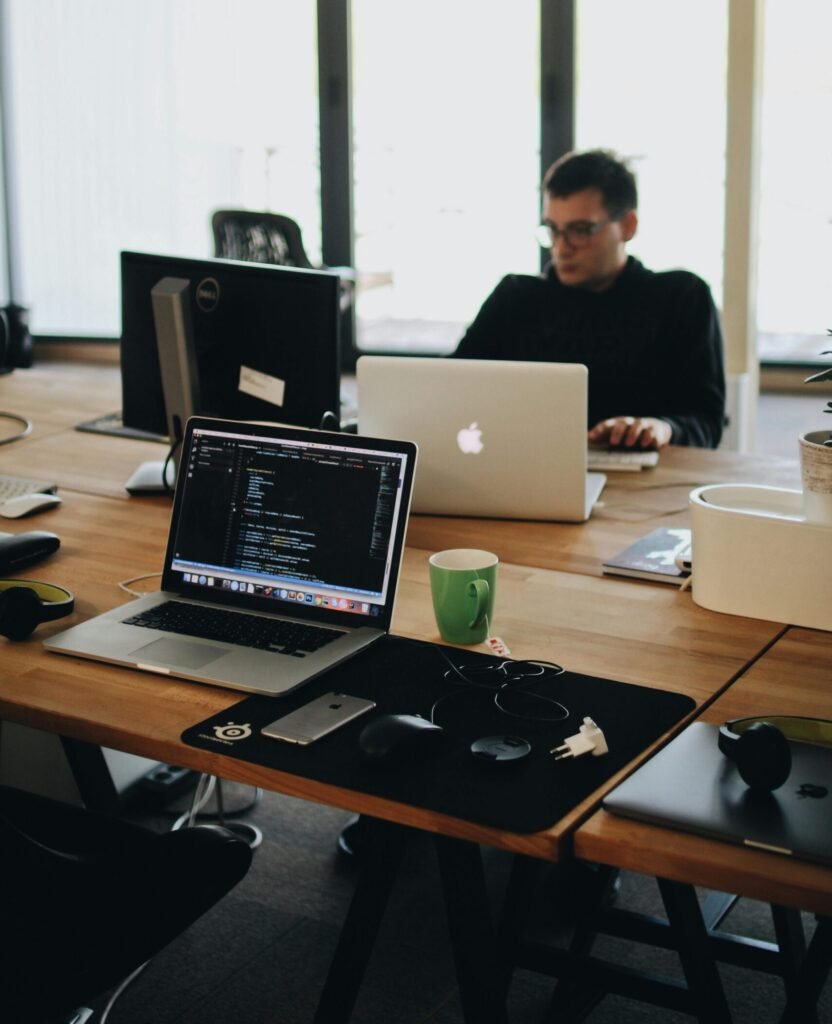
[535,218,612,249]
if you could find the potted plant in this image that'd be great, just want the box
[799,329,832,523]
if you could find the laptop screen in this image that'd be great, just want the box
[161,418,417,630]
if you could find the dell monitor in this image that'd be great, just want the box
[119,250,341,436]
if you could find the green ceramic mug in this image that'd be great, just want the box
[428,548,498,645]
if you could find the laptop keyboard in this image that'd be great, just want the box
[587,449,660,472]
[122,601,343,658]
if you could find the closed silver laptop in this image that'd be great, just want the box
[45,417,417,697]
[357,356,605,522]
[604,722,832,867]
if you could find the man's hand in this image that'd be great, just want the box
[587,416,673,450]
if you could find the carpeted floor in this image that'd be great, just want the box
[84,779,830,1024]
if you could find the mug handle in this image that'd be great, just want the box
[467,579,490,629]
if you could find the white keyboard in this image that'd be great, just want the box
[0,474,57,502]
[587,449,660,472]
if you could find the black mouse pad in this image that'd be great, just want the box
[181,635,695,834]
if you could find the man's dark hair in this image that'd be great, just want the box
[542,149,638,218]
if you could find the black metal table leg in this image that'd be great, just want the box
[546,864,618,1022]
[60,736,120,813]
[313,815,408,1024]
[657,877,733,1024]
[434,833,508,1024]
[494,854,544,1002]
[771,903,817,1024]
[780,915,832,1024]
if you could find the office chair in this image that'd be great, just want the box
[212,209,316,269]
[211,208,355,311]
[0,784,252,1024]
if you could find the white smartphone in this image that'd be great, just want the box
[261,692,377,745]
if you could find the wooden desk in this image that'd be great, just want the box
[1,357,803,575]
[565,630,832,1022]
[1,354,816,1021]
[576,628,832,916]
[0,484,796,1023]
[407,446,802,576]
[0,490,786,861]
[0,354,802,868]
[0,347,123,437]
[0,356,167,498]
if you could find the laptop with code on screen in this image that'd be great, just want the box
[45,417,417,696]
[357,356,605,521]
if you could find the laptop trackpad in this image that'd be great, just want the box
[130,637,230,669]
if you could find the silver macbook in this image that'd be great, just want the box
[604,722,832,867]
[357,356,605,521]
[45,417,417,697]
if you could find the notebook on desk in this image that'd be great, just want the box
[604,722,832,867]
[357,356,605,522]
[45,416,417,697]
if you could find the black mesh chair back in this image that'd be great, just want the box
[211,209,315,269]
[210,207,356,352]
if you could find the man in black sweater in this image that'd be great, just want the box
[453,150,726,449]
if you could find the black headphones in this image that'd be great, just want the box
[0,304,33,373]
[718,716,832,792]
[0,580,74,641]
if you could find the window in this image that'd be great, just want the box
[5,0,318,337]
[575,0,728,306]
[351,0,540,353]
[757,0,832,364]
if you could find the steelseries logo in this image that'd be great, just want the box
[204,722,252,745]
[195,277,220,312]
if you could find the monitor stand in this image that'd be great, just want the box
[125,458,175,496]
[76,411,168,444]
[125,275,200,498]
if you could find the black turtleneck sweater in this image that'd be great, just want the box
[452,257,726,448]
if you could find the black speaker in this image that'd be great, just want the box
[0,580,74,641]
[0,304,34,373]
[718,715,832,792]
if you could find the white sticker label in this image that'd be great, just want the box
[238,365,286,408]
[486,635,511,657]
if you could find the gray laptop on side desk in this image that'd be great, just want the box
[604,722,832,867]
[357,356,606,522]
[45,417,417,697]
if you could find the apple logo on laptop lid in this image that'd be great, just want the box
[457,422,483,454]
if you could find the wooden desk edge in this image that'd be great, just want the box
[0,685,574,861]
[575,808,832,917]
[1,641,708,866]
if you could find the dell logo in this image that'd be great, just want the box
[457,422,483,454]
[195,277,220,312]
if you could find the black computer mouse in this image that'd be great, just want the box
[358,713,444,763]
[0,530,60,574]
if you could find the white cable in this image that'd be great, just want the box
[98,960,150,1023]
[117,572,162,598]
[0,411,32,445]
[172,773,217,832]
